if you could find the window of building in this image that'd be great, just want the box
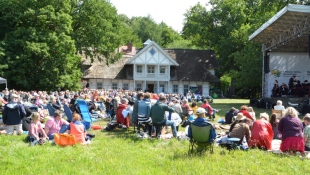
[136,84,142,90]
[173,84,178,93]
[123,83,128,90]
[198,85,202,95]
[112,83,117,89]
[147,66,155,73]
[159,84,165,92]
[97,83,102,89]
[184,85,188,95]
[136,65,142,73]
[160,66,165,74]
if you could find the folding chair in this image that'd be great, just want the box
[272,109,283,119]
[63,104,73,122]
[76,100,92,130]
[46,103,55,116]
[28,106,39,112]
[189,124,214,154]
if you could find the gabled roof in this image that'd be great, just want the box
[249,4,310,52]
[165,49,219,82]
[126,40,179,66]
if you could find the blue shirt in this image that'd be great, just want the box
[187,117,216,142]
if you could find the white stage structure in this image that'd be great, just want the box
[249,4,310,97]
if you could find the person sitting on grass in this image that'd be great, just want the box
[249,113,273,150]
[228,113,251,144]
[116,98,129,128]
[44,110,69,140]
[303,114,310,151]
[269,113,280,139]
[225,107,235,124]
[150,95,176,138]
[238,105,254,121]
[27,112,48,146]
[66,113,90,145]
[187,108,216,142]
[278,107,304,156]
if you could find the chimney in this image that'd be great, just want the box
[127,42,132,52]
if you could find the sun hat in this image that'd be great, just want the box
[235,113,246,121]
[196,107,206,115]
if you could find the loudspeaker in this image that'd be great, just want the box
[264,51,270,73]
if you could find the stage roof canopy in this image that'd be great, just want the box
[249,4,310,52]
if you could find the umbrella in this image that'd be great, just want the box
[0,77,7,89]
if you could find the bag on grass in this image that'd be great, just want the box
[181,120,191,128]
[104,122,118,131]
[54,134,77,146]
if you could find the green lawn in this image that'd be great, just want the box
[0,99,309,175]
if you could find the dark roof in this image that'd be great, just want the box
[82,49,219,82]
[165,49,220,82]
[82,56,131,79]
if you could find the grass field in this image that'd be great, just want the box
[0,99,309,175]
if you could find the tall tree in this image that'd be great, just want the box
[0,0,81,90]
[182,0,298,95]
[71,0,123,64]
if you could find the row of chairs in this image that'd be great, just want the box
[45,100,93,130]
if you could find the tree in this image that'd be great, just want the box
[71,0,123,64]
[0,0,81,90]
[182,0,298,96]
[130,15,163,47]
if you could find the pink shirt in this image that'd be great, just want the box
[45,117,69,136]
[28,121,47,140]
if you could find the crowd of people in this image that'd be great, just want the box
[220,100,309,157]
[0,88,309,157]
[0,88,218,142]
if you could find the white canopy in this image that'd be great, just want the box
[249,4,310,52]
[0,77,7,89]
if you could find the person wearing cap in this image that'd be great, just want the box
[187,108,216,142]
[225,107,236,124]
[249,113,273,150]
[228,113,251,144]
[2,94,27,135]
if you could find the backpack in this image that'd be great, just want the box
[104,122,118,131]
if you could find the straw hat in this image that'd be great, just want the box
[235,113,246,121]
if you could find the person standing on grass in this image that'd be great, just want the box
[2,94,26,135]
[303,114,310,151]
[249,113,273,150]
[181,99,191,122]
[278,107,304,155]
[187,108,216,142]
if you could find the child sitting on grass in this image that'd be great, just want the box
[27,112,48,146]
[66,113,91,145]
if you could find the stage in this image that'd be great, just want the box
[252,96,310,114]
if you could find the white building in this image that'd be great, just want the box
[82,40,219,96]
